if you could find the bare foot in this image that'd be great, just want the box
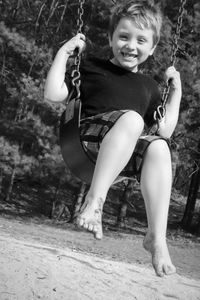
[76,197,104,240]
[143,232,176,277]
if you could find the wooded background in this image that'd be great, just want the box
[0,0,199,230]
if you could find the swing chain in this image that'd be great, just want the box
[154,0,187,122]
[71,0,85,99]
[170,0,187,66]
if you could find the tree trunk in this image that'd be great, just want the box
[53,178,61,203]
[12,0,22,20]
[73,182,87,221]
[0,93,5,115]
[51,200,71,222]
[117,180,134,227]
[15,98,25,121]
[181,167,200,230]
[50,179,61,218]
[5,164,16,202]
[181,141,200,230]
[50,179,64,219]
[0,83,7,115]
[196,214,200,236]
[56,0,69,33]
[0,169,3,195]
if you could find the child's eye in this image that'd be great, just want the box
[119,35,128,40]
[138,38,147,44]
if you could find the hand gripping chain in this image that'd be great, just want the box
[71,0,85,100]
[154,0,187,122]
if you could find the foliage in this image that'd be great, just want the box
[0,0,199,198]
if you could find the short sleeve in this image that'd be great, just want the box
[64,68,72,91]
[144,79,161,128]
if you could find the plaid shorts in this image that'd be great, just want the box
[80,110,168,181]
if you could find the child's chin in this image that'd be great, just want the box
[122,62,138,72]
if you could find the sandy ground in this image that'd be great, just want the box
[0,216,200,300]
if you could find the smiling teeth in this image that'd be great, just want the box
[122,53,137,58]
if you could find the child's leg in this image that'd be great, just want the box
[140,139,176,276]
[77,111,144,238]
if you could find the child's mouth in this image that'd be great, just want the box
[121,52,138,60]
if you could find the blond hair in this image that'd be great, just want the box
[109,0,162,46]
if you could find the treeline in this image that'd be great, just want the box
[0,0,199,226]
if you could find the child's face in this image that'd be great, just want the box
[109,17,156,72]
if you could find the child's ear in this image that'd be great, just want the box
[149,44,157,56]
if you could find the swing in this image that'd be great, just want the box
[59,0,187,184]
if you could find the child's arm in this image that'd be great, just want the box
[44,33,86,102]
[157,66,182,138]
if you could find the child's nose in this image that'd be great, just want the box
[127,39,137,50]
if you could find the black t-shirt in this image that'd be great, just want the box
[65,57,161,127]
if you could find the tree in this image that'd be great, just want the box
[181,140,200,231]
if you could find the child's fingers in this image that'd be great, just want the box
[164,66,180,81]
[164,66,181,90]
[77,39,86,53]
[72,34,86,53]
[62,34,86,55]
[164,67,180,82]
[76,33,86,42]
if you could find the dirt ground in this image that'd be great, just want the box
[0,215,200,300]
[0,181,200,299]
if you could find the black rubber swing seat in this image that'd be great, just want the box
[59,97,95,184]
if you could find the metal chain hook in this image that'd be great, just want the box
[73,0,85,80]
[70,0,85,99]
[154,0,187,122]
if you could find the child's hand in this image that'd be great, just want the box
[164,66,182,94]
[61,33,86,56]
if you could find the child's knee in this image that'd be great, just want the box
[118,111,144,138]
[146,139,171,163]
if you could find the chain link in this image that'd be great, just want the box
[170,0,187,66]
[154,0,187,122]
[71,0,85,98]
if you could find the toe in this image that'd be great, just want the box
[156,268,164,277]
[83,222,89,230]
[77,217,84,227]
[88,223,94,231]
[154,262,164,277]
[163,264,176,275]
[95,231,102,240]
[94,225,103,240]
